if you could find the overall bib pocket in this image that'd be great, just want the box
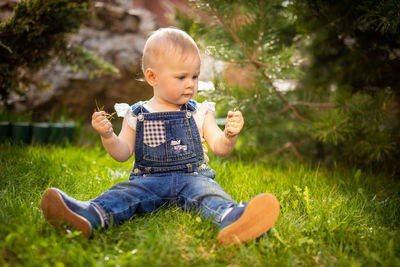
[142,118,196,162]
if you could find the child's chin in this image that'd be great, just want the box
[180,96,192,103]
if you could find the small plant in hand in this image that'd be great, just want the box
[95,99,116,121]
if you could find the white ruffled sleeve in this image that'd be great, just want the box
[193,100,216,137]
[193,101,215,163]
[114,103,137,130]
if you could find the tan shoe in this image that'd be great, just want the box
[217,193,280,246]
[41,188,103,237]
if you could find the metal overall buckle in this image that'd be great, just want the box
[185,103,192,119]
[138,103,145,122]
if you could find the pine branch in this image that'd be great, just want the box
[223,59,276,68]
[205,0,309,123]
[263,70,310,122]
[290,144,302,160]
[343,104,396,116]
[300,3,355,37]
[205,0,253,61]
[213,85,247,106]
[226,58,292,69]
[256,137,312,162]
[253,0,265,61]
[264,101,333,117]
[207,56,290,70]
[265,105,291,117]
[291,101,334,109]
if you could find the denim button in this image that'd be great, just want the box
[134,168,140,173]
[185,111,192,119]
[138,113,144,122]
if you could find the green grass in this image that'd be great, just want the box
[0,143,399,266]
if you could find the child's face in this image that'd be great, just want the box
[152,49,200,107]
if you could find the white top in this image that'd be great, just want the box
[114,101,216,162]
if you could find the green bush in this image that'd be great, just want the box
[175,0,400,172]
[0,0,118,109]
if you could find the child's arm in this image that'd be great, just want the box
[91,111,136,162]
[203,109,244,157]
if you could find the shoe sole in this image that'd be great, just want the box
[41,188,92,238]
[217,193,280,246]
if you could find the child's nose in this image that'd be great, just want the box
[185,78,194,89]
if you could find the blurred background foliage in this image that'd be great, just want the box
[1,0,399,174]
[0,0,119,109]
[175,0,400,173]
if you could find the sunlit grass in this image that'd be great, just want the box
[0,143,399,266]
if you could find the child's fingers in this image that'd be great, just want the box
[226,123,242,134]
[225,120,243,131]
[226,115,244,125]
[232,111,243,118]
[225,109,244,138]
[224,126,239,137]
[99,119,111,128]
[92,112,113,133]
[94,112,110,123]
[228,122,241,128]
[227,117,242,123]
[96,121,114,138]
[227,109,242,117]
[92,111,107,121]
[93,111,106,117]
[226,119,237,126]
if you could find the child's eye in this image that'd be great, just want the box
[192,75,198,80]
[177,76,185,80]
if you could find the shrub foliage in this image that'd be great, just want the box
[0,0,118,108]
[177,0,400,171]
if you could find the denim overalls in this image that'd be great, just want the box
[92,100,237,227]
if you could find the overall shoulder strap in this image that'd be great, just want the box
[184,99,198,111]
[131,101,144,115]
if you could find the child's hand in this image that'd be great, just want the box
[224,109,244,138]
[92,111,114,138]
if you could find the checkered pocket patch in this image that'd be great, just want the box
[144,120,166,147]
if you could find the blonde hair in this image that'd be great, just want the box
[141,28,200,74]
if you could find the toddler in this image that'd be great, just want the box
[41,28,280,246]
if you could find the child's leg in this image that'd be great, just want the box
[176,174,280,246]
[91,176,175,227]
[41,175,175,237]
[176,175,237,223]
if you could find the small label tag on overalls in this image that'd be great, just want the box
[171,140,187,153]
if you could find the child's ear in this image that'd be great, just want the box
[145,68,157,86]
